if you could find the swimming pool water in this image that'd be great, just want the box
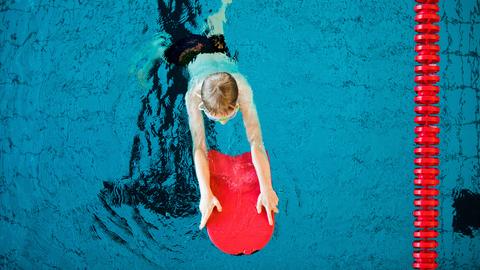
[1,0,479,269]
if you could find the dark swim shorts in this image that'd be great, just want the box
[164,34,231,66]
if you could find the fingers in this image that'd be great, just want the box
[199,197,223,230]
[213,197,222,212]
[273,206,279,214]
[256,195,262,214]
[266,207,273,226]
[199,211,207,230]
[199,207,212,230]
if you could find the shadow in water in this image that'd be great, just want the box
[452,189,480,238]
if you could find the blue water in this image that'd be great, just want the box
[1,0,479,269]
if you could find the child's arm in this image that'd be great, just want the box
[234,74,279,224]
[185,85,211,196]
[185,84,223,230]
[235,76,272,191]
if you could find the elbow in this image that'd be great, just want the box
[250,140,266,153]
[250,141,270,164]
[193,145,208,159]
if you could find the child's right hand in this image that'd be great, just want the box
[198,191,223,230]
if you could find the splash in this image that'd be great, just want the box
[207,0,233,36]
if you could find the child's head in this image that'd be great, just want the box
[200,72,239,122]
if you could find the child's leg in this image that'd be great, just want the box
[206,0,233,37]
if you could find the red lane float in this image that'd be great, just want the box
[413,0,440,269]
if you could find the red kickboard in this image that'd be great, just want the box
[206,149,275,255]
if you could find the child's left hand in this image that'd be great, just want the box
[256,188,279,226]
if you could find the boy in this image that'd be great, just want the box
[152,0,279,230]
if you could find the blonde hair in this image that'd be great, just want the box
[201,72,238,115]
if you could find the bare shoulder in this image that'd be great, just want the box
[185,81,202,104]
[231,73,251,88]
[184,84,203,119]
[231,73,254,106]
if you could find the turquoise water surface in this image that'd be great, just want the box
[1,0,479,269]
